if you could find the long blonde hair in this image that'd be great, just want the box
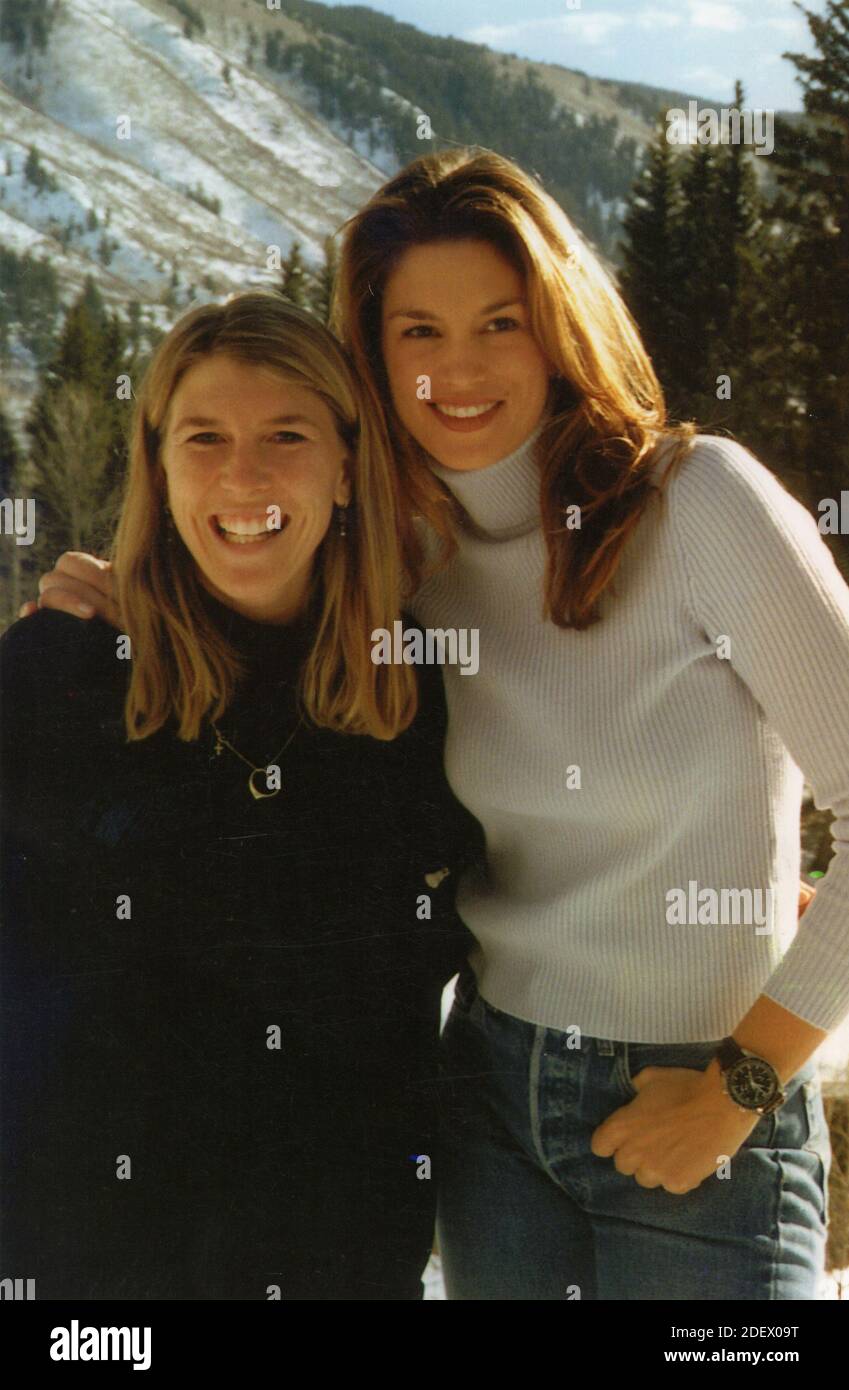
[332,148,696,627]
[113,292,416,741]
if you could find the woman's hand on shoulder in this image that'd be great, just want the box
[19,552,122,631]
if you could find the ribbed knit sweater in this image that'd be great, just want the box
[411,423,849,1042]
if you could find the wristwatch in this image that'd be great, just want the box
[716,1038,786,1115]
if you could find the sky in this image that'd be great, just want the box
[322,0,826,111]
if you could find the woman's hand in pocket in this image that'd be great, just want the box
[590,1061,760,1195]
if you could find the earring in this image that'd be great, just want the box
[336,504,348,538]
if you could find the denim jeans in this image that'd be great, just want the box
[437,968,831,1300]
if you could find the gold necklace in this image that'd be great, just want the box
[210,714,305,800]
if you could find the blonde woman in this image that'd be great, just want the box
[26,150,849,1300]
[1,292,480,1301]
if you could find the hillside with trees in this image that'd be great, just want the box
[619,3,849,582]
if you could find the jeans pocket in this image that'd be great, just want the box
[800,1076,831,1224]
[621,1039,779,1147]
[621,1039,721,1098]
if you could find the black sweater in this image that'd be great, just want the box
[0,603,482,1301]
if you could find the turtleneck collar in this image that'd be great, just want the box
[194,591,314,760]
[428,408,550,539]
[201,590,312,682]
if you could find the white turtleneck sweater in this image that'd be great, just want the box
[410,423,849,1042]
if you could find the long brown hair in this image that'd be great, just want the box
[113,292,416,741]
[332,147,696,627]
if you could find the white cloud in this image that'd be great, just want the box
[636,7,684,30]
[686,1,746,32]
[465,23,528,46]
[465,12,628,49]
[465,1,804,53]
[760,17,808,35]
[566,12,629,44]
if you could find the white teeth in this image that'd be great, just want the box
[216,516,273,535]
[215,514,286,544]
[220,530,274,544]
[433,402,498,419]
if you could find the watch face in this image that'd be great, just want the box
[727,1057,778,1109]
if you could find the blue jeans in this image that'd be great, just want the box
[437,968,831,1300]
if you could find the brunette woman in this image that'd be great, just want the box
[329,148,848,1300]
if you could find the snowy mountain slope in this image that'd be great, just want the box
[0,82,272,301]
[0,0,390,425]
[3,0,384,268]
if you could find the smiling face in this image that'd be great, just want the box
[160,353,350,624]
[380,238,554,473]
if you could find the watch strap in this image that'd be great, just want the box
[715,1036,786,1114]
[716,1036,746,1072]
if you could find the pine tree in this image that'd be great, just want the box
[730,208,809,486]
[670,142,722,412]
[0,403,19,497]
[24,145,43,189]
[278,240,312,310]
[713,81,759,332]
[40,281,109,394]
[28,383,113,554]
[312,235,339,326]
[618,116,688,405]
[0,403,22,623]
[0,0,55,53]
[619,82,782,449]
[0,247,61,363]
[704,81,792,475]
[671,81,764,430]
[765,0,849,568]
[26,282,129,564]
[126,301,143,354]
